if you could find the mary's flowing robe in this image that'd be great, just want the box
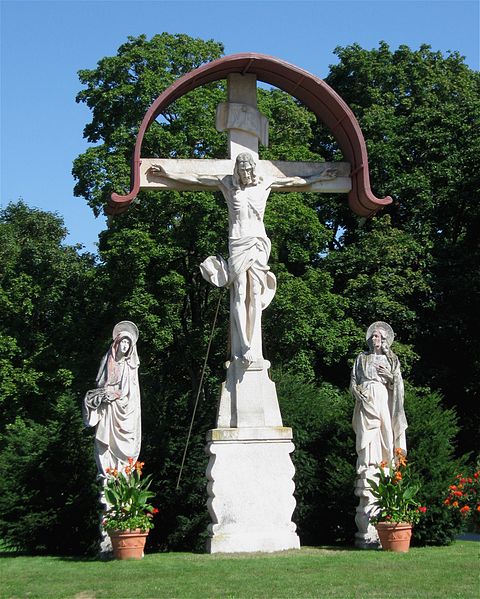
[83,331,141,476]
[350,351,407,471]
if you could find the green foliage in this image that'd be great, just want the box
[0,201,98,428]
[0,203,100,555]
[405,385,464,545]
[275,369,462,546]
[265,268,356,379]
[71,36,476,552]
[326,42,480,241]
[274,369,357,545]
[2,36,477,555]
[326,216,432,340]
[323,42,480,449]
[73,33,226,215]
[103,461,157,532]
[0,393,99,555]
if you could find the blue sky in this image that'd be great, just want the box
[1,0,479,253]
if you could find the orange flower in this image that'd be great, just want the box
[125,466,132,475]
[454,491,463,497]
[128,457,134,465]
[393,471,403,483]
[444,498,451,505]
[476,505,480,512]
[460,505,470,514]
[453,501,459,507]
[395,448,404,456]
[105,467,111,474]
[449,485,457,491]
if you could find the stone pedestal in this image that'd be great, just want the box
[205,359,299,553]
[354,467,380,549]
[217,358,282,428]
[205,427,300,553]
[98,485,113,558]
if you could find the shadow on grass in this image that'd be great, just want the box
[1,543,376,562]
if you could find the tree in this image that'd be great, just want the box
[0,201,100,554]
[321,43,480,451]
[0,202,99,427]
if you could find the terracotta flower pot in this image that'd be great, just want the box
[108,529,149,560]
[376,522,412,552]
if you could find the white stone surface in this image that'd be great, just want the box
[350,322,408,548]
[143,74,325,553]
[354,469,380,548]
[216,359,283,428]
[147,153,341,365]
[206,427,300,553]
[83,321,142,556]
[141,158,351,193]
[221,73,264,160]
[83,321,141,477]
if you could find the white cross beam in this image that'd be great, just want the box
[139,74,351,194]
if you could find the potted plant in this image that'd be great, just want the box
[368,448,427,552]
[103,458,158,559]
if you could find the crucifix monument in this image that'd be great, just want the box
[143,74,348,553]
[109,53,391,553]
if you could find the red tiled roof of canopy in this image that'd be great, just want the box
[108,52,391,217]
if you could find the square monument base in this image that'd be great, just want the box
[205,427,300,553]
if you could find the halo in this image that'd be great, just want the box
[112,321,139,344]
[366,321,394,347]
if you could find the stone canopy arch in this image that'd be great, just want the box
[109,52,391,217]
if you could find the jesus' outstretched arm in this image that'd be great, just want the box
[268,166,338,189]
[148,164,221,187]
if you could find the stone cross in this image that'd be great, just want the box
[140,74,350,367]
[137,71,353,555]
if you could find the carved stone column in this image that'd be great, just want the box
[205,359,300,553]
[354,466,380,549]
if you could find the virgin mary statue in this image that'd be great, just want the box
[83,321,141,477]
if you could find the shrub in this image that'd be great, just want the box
[444,466,480,531]
[0,393,100,555]
[405,385,465,545]
[274,369,357,545]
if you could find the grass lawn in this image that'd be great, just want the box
[2,541,479,598]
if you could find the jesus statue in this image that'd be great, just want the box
[149,152,337,364]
